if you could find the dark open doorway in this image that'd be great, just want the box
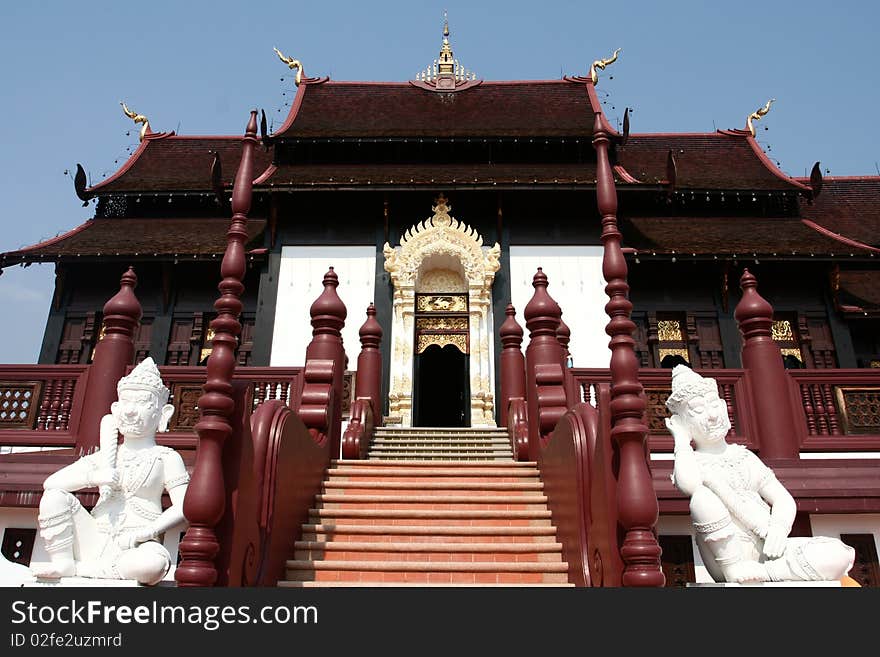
[413,344,470,427]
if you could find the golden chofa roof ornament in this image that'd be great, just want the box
[414,13,476,87]
[746,98,775,137]
[274,47,305,86]
[120,101,151,142]
[589,48,620,85]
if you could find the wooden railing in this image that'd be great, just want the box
[789,369,880,451]
[569,368,754,452]
[0,364,303,452]
[0,365,88,448]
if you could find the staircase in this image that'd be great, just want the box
[279,428,572,587]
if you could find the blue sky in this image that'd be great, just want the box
[0,0,877,363]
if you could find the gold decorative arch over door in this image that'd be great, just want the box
[383,196,500,427]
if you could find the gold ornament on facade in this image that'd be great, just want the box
[657,320,684,342]
[417,333,468,354]
[659,348,690,363]
[746,98,775,137]
[771,319,795,342]
[274,47,305,86]
[416,317,468,331]
[417,268,467,293]
[416,295,468,313]
[589,48,621,85]
[120,101,151,142]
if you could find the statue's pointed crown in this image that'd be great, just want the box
[666,365,718,413]
[117,356,170,404]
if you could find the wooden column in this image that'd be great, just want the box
[176,110,258,587]
[76,267,142,453]
[734,269,800,458]
[305,268,347,456]
[499,304,526,424]
[354,303,383,421]
[592,112,664,587]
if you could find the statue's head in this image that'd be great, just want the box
[666,365,731,444]
[111,357,174,437]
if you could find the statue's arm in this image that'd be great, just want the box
[667,416,701,496]
[755,458,796,559]
[42,455,98,492]
[151,452,189,536]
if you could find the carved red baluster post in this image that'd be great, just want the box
[734,269,800,458]
[305,268,347,455]
[592,112,664,586]
[176,110,258,587]
[499,304,526,424]
[523,268,565,460]
[76,267,142,453]
[354,303,383,422]
[557,316,572,368]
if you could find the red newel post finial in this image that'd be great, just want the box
[734,268,799,458]
[355,303,383,422]
[77,267,142,453]
[176,111,258,587]
[593,111,664,586]
[305,267,347,454]
[523,268,565,457]
[499,304,526,424]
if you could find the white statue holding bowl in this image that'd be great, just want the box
[30,357,189,586]
[665,365,855,584]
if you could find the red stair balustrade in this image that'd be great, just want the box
[302,267,347,454]
[342,303,383,459]
[76,266,142,454]
[176,110,258,587]
[523,269,568,460]
[592,111,664,587]
[499,304,529,460]
[734,269,800,459]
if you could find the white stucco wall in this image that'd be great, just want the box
[509,246,609,368]
[809,514,880,564]
[270,246,377,368]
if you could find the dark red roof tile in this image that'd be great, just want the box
[619,133,805,191]
[623,216,857,255]
[275,80,599,138]
[1,218,266,262]
[801,178,880,247]
[87,134,272,194]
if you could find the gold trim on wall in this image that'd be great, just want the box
[417,333,468,354]
[416,295,468,313]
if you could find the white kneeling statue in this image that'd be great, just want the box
[665,365,855,584]
[31,357,189,585]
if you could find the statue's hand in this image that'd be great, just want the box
[99,413,119,441]
[89,467,119,488]
[116,527,157,550]
[665,415,691,451]
[763,524,788,560]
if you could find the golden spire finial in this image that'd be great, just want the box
[746,98,775,137]
[589,48,621,85]
[438,11,454,73]
[120,101,151,142]
[274,47,305,86]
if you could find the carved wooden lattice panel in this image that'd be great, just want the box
[659,535,695,588]
[0,382,42,429]
[168,383,203,431]
[341,371,355,420]
[645,387,674,433]
[840,534,880,588]
[834,387,880,435]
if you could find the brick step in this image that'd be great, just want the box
[329,468,538,479]
[284,559,570,584]
[331,459,537,468]
[370,441,511,448]
[315,493,548,506]
[365,452,514,460]
[294,540,562,555]
[368,444,511,451]
[310,508,551,519]
[322,481,544,491]
[280,581,574,587]
[327,476,540,487]
[374,429,509,435]
[300,524,558,540]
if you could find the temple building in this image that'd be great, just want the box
[0,22,878,587]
